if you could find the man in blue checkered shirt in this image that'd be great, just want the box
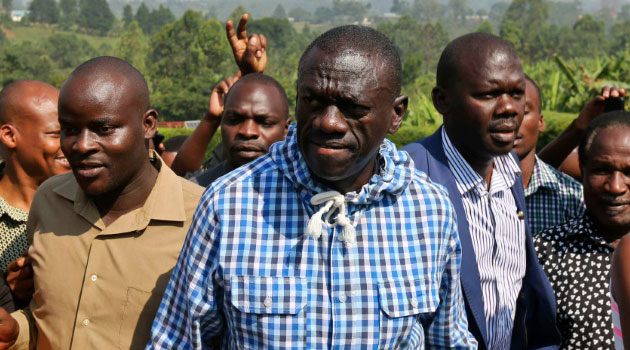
[147,26,476,349]
[513,76,585,236]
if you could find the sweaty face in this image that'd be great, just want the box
[16,90,70,182]
[59,76,152,196]
[221,82,288,170]
[582,127,630,234]
[444,50,525,159]
[513,79,544,159]
[296,48,398,184]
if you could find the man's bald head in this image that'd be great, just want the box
[224,73,290,118]
[0,80,59,125]
[60,56,150,117]
[436,33,521,90]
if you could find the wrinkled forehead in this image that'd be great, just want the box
[299,48,393,96]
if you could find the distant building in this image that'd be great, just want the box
[10,10,28,22]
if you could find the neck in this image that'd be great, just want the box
[589,214,630,247]
[317,157,376,194]
[0,159,43,212]
[519,149,537,189]
[446,130,494,185]
[92,160,158,226]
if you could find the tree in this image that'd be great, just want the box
[45,32,96,68]
[78,0,114,35]
[476,20,494,34]
[500,0,550,61]
[116,21,149,74]
[288,7,310,22]
[568,15,604,57]
[59,0,77,26]
[229,5,247,24]
[206,5,218,19]
[149,10,232,121]
[248,17,296,50]
[447,0,469,23]
[134,3,151,34]
[272,4,286,19]
[27,0,60,24]
[313,6,333,24]
[149,5,175,34]
[391,0,408,14]
[2,0,11,14]
[123,4,133,26]
[332,0,370,21]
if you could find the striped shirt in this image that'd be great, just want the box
[147,124,477,349]
[442,128,526,350]
[524,156,585,236]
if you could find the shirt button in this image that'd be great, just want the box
[82,319,89,326]
[263,297,272,308]
[410,297,419,308]
[90,274,97,282]
[339,292,347,303]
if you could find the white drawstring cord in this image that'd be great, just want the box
[306,191,357,247]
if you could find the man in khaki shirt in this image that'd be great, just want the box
[0,56,203,349]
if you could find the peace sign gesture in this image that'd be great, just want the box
[226,14,267,74]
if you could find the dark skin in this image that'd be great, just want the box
[296,48,407,193]
[581,126,630,243]
[434,47,525,185]
[58,69,158,226]
[221,81,289,172]
[611,234,630,350]
[514,79,545,188]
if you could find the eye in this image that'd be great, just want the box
[61,126,79,136]
[98,125,116,134]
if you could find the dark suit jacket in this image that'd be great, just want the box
[402,127,561,350]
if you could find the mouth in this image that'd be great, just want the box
[489,124,518,144]
[309,141,352,156]
[232,144,266,160]
[513,134,523,146]
[54,154,70,169]
[73,162,105,179]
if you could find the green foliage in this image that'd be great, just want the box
[476,20,494,34]
[27,0,60,24]
[123,4,133,26]
[248,17,295,50]
[2,0,11,13]
[45,32,96,69]
[134,3,150,34]
[229,5,247,25]
[272,4,286,19]
[332,0,370,22]
[59,0,77,28]
[536,110,576,150]
[78,0,114,36]
[159,127,222,161]
[288,7,310,22]
[115,21,148,73]
[387,124,438,149]
[0,40,55,84]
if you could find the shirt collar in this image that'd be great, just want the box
[573,213,612,248]
[0,195,28,222]
[269,123,415,206]
[441,127,521,195]
[525,156,560,196]
[52,150,187,234]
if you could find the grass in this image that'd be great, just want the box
[5,23,118,48]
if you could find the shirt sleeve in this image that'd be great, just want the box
[424,202,478,349]
[147,191,225,349]
[9,307,36,350]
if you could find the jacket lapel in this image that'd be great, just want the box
[420,129,489,347]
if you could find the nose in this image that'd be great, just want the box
[605,171,629,195]
[72,129,98,154]
[314,106,349,134]
[236,119,259,140]
[496,94,519,118]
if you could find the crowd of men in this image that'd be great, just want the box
[0,12,627,350]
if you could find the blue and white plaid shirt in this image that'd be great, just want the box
[525,156,585,236]
[147,125,476,349]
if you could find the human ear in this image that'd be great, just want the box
[142,109,158,140]
[0,125,17,149]
[539,114,546,132]
[431,86,449,115]
[283,117,291,138]
[388,95,408,134]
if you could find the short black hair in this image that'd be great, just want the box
[163,135,188,152]
[298,25,402,96]
[224,73,290,119]
[436,32,520,90]
[579,110,630,166]
[525,74,543,113]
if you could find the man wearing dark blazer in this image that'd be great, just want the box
[403,33,561,350]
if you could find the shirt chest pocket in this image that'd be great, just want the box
[378,278,439,350]
[228,276,307,350]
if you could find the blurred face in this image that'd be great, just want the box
[221,82,289,170]
[14,88,70,182]
[295,48,404,186]
[582,127,630,236]
[442,49,525,160]
[58,76,156,196]
[514,79,544,159]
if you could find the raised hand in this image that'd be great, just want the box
[6,252,33,302]
[575,86,627,130]
[205,73,241,123]
[0,306,18,349]
[226,14,267,74]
